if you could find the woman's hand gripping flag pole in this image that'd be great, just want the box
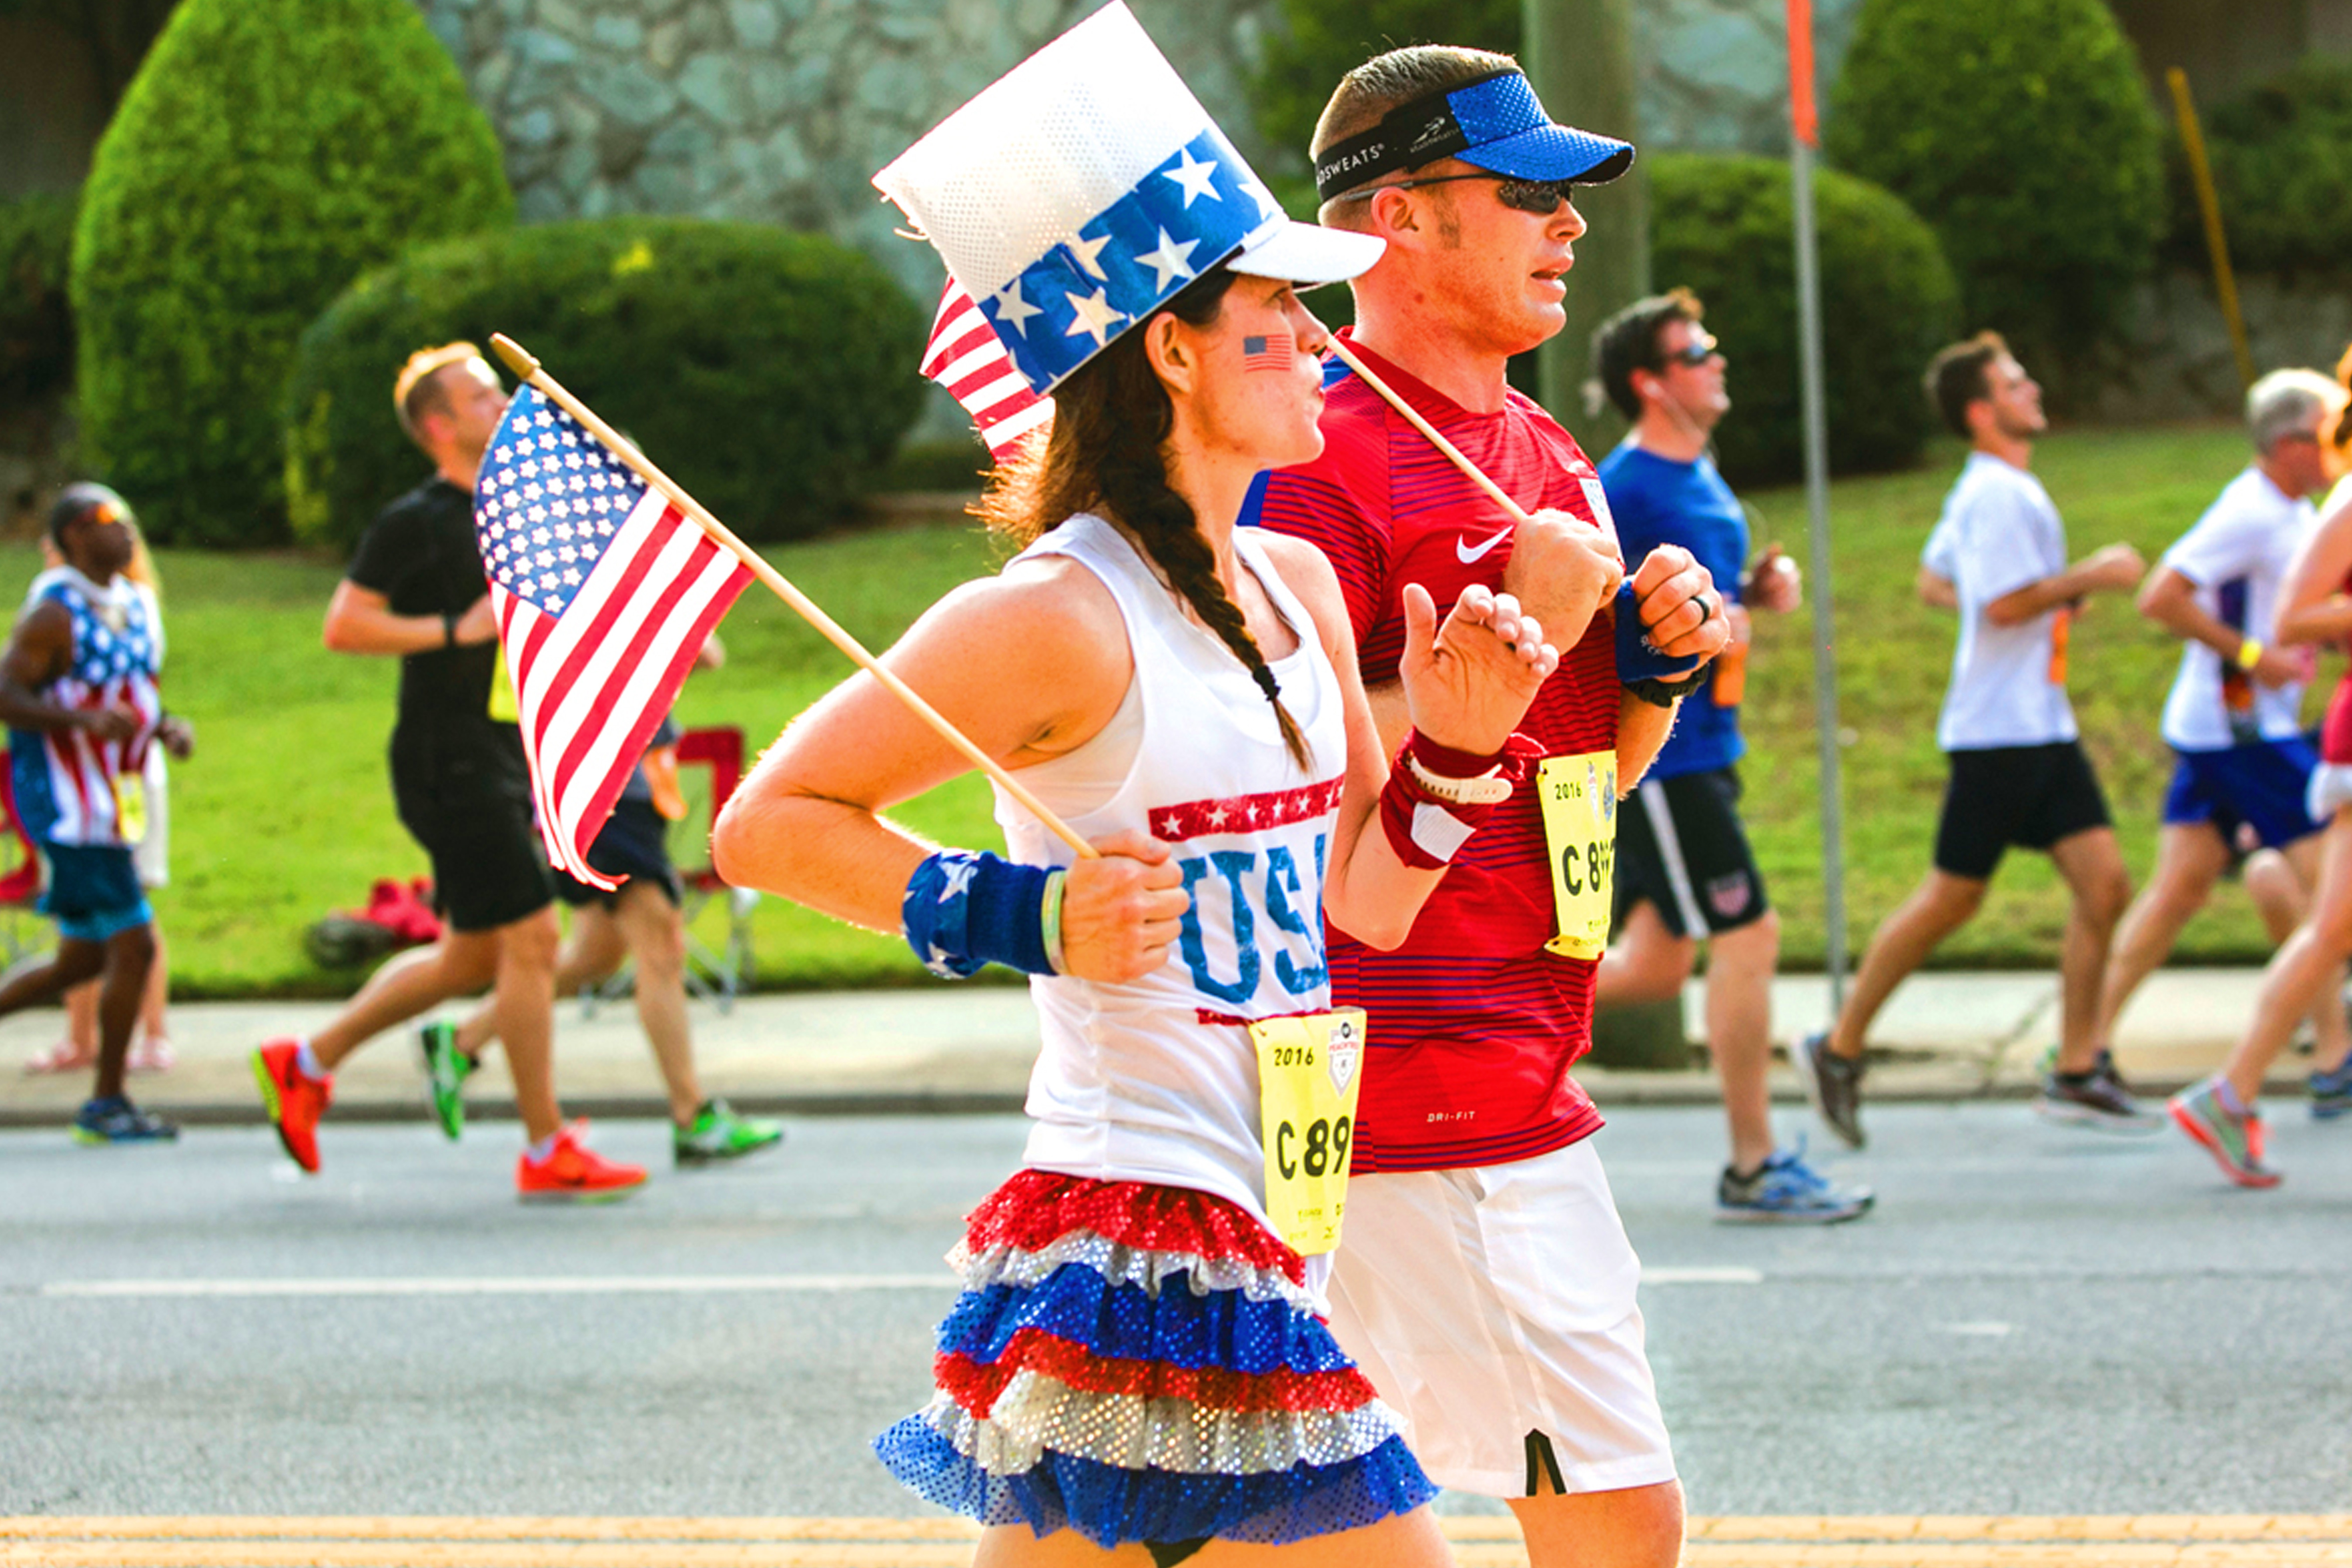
[485,332,1099,860]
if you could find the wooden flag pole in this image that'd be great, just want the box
[487,334,1098,860]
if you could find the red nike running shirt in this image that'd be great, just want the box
[1253,334,1618,1171]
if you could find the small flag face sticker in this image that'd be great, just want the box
[1242,331,1294,372]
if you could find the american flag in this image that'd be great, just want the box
[473,387,751,889]
[1242,331,1293,373]
[923,278,1054,458]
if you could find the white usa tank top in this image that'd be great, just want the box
[994,514,1349,1229]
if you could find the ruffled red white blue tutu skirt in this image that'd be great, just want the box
[874,1169,1438,1550]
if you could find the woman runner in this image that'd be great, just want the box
[2172,390,2352,1185]
[713,11,1610,1562]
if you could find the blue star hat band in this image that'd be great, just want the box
[1312,69,1635,204]
[875,3,1382,397]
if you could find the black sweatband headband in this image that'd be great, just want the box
[1312,69,1519,204]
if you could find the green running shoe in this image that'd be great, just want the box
[674,1099,784,1166]
[418,1020,475,1141]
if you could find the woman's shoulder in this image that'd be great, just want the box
[1246,528,1346,645]
[929,530,1127,656]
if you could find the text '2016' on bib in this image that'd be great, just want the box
[1252,1008,1366,1255]
[1538,750,1616,960]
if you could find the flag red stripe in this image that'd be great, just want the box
[551,557,746,877]
[536,526,722,803]
[498,592,569,864]
[490,592,577,876]
[545,528,723,816]
[514,518,675,768]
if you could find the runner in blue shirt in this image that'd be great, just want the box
[1591,290,1868,1223]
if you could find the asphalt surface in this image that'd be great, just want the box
[5,1103,2349,1519]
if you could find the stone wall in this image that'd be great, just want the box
[414,0,1863,309]
[415,0,1282,307]
[2094,270,2352,424]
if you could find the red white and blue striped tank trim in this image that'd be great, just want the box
[874,1171,1436,1549]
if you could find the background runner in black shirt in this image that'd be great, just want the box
[250,342,645,1200]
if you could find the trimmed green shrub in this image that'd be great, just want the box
[1647,152,1959,486]
[72,0,513,546]
[2166,58,2352,277]
[1826,0,2162,385]
[0,190,77,408]
[284,218,927,551]
[1253,0,1519,168]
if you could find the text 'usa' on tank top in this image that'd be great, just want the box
[992,515,1350,1231]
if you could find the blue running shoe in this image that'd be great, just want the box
[2311,1056,2352,1121]
[1716,1139,1873,1224]
[72,1095,178,1145]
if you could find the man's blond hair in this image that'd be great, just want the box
[393,342,484,444]
[1311,44,1518,223]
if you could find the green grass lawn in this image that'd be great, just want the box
[1741,418,2284,969]
[8,419,2293,997]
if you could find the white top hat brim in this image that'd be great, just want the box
[1230,217,1385,287]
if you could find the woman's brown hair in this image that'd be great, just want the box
[980,265,1311,770]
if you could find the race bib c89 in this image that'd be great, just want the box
[1252,1008,1366,1255]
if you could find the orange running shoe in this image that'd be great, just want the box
[251,1038,331,1174]
[517,1122,648,1203]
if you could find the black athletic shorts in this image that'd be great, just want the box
[1933,740,2112,881]
[556,796,684,909]
[1612,765,1770,939]
[391,740,554,934]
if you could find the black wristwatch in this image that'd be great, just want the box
[441,612,458,649]
[1624,673,1702,709]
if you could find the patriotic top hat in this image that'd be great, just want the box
[874,3,1383,397]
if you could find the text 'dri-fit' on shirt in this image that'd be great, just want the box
[1246,333,1619,1174]
[2158,465,2316,752]
[1934,450,2080,752]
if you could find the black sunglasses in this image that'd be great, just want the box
[1662,334,1720,368]
[1334,172,1578,216]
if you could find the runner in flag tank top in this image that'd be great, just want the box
[2175,402,2352,1188]
[713,12,1570,1563]
[0,483,191,1144]
[1247,46,1734,1568]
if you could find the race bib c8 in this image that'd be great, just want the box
[1252,1008,1366,1255]
[1538,750,1617,960]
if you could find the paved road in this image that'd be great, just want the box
[5,1104,2348,1521]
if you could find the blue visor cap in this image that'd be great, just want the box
[1313,70,1634,203]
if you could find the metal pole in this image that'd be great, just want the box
[1526,0,1648,443]
[1787,47,1848,1006]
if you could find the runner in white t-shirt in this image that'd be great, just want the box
[2094,370,2352,1115]
[1793,334,2147,1149]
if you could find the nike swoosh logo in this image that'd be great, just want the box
[1456,526,1513,564]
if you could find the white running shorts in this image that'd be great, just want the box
[1324,1138,1676,1498]
[2308,761,2352,825]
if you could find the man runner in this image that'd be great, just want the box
[1253,46,1728,1568]
[2090,369,2352,1110]
[251,343,645,1200]
[434,690,784,1167]
[0,483,191,1143]
[1795,334,2146,1148]
[1590,290,1869,1222]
